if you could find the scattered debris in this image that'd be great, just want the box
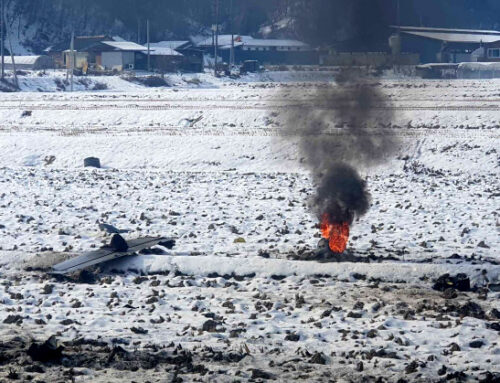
[130,326,148,335]
[84,157,101,168]
[52,236,173,274]
[43,155,56,165]
[27,336,63,362]
[98,223,129,234]
[433,273,470,292]
[469,340,485,348]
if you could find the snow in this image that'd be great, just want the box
[0,73,499,381]
[106,254,500,285]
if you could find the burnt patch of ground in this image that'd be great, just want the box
[0,268,498,382]
[0,336,224,381]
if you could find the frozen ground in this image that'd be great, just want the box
[0,75,499,382]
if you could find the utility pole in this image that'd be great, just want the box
[70,31,74,92]
[230,0,234,69]
[214,0,219,77]
[1,0,4,80]
[137,18,141,44]
[4,7,17,89]
[397,0,401,32]
[147,19,151,72]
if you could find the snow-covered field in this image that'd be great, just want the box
[0,73,499,382]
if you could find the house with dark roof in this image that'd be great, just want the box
[97,41,147,71]
[45,36,148,71]
[392,26,500,63]
[146,41,203,72]
[139,43,184,72]
[45,35,116,68]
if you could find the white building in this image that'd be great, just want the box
[2,55,54,70]
[100,41,147,71]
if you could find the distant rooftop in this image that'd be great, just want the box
[197,35,253,47]
[3,56,42,65]
[245,39,308,47]
[145,46,183,56]
[393,26,500,35]
[102,41,147,51]
[197,35,309,48]
[150,41,190,50]
[45,35,117,52]
[392,26,500,44]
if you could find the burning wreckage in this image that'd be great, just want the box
[281,68,398,260]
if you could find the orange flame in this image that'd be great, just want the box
[320,214,350,253]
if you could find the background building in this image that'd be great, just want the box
[394,26,500,63]
[197,35,318,65]
[98,41,147,71]
[147,41,203,72]
[2,55,54,70]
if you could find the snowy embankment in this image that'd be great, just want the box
[1,69,339,93]
[106,253,500,285]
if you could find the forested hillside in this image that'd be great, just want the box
[5,0,500,54]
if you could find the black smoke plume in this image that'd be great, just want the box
[277,2,401,229]
[282,70,398,226]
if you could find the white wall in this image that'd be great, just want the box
[122,52,135,68]
[102,51,136,70]
[102,51,124,70]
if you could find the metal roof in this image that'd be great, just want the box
[197,35,253,47]
[3,56,41,65]
[401,30,500,44]
[102,41,147,51]
[393,25,500,35]
[45,35,116,52]
[150,41,190,50]
[245,39,308,47]
[219,42,244,50]
[145,47,183,56]
[197,35,309,48]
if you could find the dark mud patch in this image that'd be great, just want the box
[0,336,233,380]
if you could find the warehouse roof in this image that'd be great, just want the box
[393,26,500,44]
[402,31,500,44]
[394,25,500,35]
